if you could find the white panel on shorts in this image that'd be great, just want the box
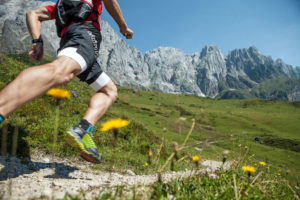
[57,47,87,72]
[89,72,111,91]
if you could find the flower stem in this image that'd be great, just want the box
[53,104,60,152]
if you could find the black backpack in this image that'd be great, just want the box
[55,0,96,36]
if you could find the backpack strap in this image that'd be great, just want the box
[84,8,101,30]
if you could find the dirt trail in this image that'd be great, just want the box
[0,152,229,199]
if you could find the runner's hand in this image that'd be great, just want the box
[29,42,44,61]
[120,26,133,39]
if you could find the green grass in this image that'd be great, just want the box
[62,164,299,199]
[1,54,300,198]
[149,170,297,200]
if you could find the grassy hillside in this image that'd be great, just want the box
[217,77,300,101]
[1,54,300,198]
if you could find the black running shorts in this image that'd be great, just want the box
[57,22,110,91]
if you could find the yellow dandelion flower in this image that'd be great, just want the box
[192,155,200,163]
[259,161,266,166]
[144,162,148,167]
[242,166,256,173]
[100,118,129,132]
[46,88,71,99]
[244,146,248,149]
[148,149,153,156]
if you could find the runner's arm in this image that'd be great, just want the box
[26,7,52,40]
[102,0,133,39]
[26,7,52,61]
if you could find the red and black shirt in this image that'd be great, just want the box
[45,0,103,37]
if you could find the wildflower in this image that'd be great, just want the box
[192,155,200,163]
[147,148,153,165]
[144,162,148,167]
[100,118,129,132]
[148,149,153,156]
[244,146,248,149]
[46,88,71,99]
[259,161,266,166]
[242,166,256,173]
[243,166,256,179]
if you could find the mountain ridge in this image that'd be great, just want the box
[0,0,299,100]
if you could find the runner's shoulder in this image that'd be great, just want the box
[44,4,56,20]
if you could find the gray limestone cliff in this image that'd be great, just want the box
[1,0,300,100]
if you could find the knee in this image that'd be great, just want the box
[51,64,74,85]
[103,82,118,104]
[108,84,118,103]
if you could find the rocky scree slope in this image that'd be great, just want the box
[1,0,300,99]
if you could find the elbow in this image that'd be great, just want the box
[26,10,34,20]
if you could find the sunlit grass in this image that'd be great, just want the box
[1,54,300,199]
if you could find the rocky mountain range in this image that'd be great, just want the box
[1,0,300,100]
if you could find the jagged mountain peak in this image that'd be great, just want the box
[229,45,260,54]
[248,45,259,53]
[200,45,223,58]
[0,0,299,100]
[145,46,184,56]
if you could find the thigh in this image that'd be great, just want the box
[99,80,117,94]
[51,56,82,76]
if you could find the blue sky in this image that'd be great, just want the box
[40,0,300,67]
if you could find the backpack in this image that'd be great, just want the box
[55,0,97,36]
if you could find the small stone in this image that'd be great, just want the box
[194,147,203,152]
[208,174,218,179]
[125,170,136,176]
[42,188,52,198]
[222,150,230,155]
[43,158,50,163]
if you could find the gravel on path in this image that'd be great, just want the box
[0,152,230,199]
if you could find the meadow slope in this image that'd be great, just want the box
[0,54,299,199]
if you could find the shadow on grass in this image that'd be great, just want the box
[0,124,78,181]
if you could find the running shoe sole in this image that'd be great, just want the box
[81,152,102,163]
[65,131,89,154]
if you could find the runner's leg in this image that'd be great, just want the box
[0,56,81,117]
[83,80,118,126]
